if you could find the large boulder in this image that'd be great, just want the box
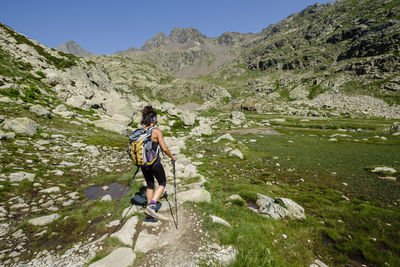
[89,247,136,267]
[94,114,132,135]
[29,105,51,118]
[2,117,38,136]
[256,194,305,220]
[177,189,211,203]
[190,124,213,136]
[66,95,86,108]
[230,111,245,121]
[179,111,196,126]
[103,95,134,117]
[28,213,60,226]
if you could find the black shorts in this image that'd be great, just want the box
[141,158,166,189]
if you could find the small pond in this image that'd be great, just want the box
[84,182,128,200]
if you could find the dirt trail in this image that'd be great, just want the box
[135,206,206,267]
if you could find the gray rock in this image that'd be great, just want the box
[29,105,51,118]
[66,95,86,108]
[0,96,14,103]
[29,213,60,226]
[229,149,243,159]
[133,229,158,253]
[275,198,306,220]
[89,247,136,267]
[86,145,100,157]
[230,111,245,121]
[39,186,60,194]
[180,111,196,126]
[210,215,231,228]
[228,194,243,201]
[213,133,235,143]
[101,195,112,202]
[0,223,10,237]
[371,166,397,173]
[94,114,131,135]
[190,124,213,136]
[103,96,133,117]
[256,194,306,220]
[9,172,36,182]
[310,259,329,267]
[110,216,138,246]
[177,188,211,203]
[2,117,38,136]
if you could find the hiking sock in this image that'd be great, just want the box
[150,200,157,205]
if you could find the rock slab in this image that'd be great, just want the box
[89,247,136,267]
[29,213,60,226]
[110,216,138,246]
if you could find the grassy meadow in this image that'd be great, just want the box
[184,114,400,266]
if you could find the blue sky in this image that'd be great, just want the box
[1,0,333,55]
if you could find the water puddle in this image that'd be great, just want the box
[246,201,259,210]
[84,182,128,200]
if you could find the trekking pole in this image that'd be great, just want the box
[107,167,140,226]
[172,156,178,229]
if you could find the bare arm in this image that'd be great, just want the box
[154,129,176,161]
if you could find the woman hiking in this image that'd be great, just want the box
[140,106,176,219]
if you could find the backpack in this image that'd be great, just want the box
[128,127,159,166]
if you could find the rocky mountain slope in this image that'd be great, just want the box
[118,27,256,78]
[55,40,93,57]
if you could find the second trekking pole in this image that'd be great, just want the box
[172,158,178,229]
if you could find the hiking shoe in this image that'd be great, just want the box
[144,204,159,219]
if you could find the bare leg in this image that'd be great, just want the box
[151,185,165,202]
[146,189,154,204]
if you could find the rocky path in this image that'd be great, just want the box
[84,132,236,267]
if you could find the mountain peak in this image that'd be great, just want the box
[55,40,93,56]
[169,27,206,44]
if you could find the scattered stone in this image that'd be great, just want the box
[213,133,235,143]
[40,186,60,194]
[106,220,120,228]
[177,188,211,203]
[310,259,329,267]
[180,111,196,126]
[210,215,231,228]
[256,194,305,220]
[29,213,60,226]
[371,166,397,174]
[2,117,38,136]
[29,105,51,118]
[230,111,245,121]
[86,145,100,157]
[228,194,243,201]
[110,216,138,246]
[94,114,131,135]
[102,186,109,191]
[101,195,112,201]
[191,124,213,136]
[9,172,36,182]
[0,223,10,237]
[229,149,243,159]
[89,247,136,267]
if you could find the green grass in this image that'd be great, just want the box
[183,116,400,266]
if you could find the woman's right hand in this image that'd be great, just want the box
[171,155,177,162]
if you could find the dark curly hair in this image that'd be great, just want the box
[141,105,157,126]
